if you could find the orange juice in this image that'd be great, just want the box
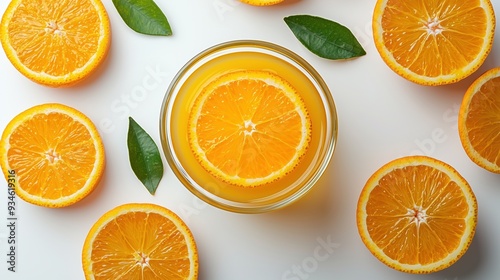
[161,41,337,212]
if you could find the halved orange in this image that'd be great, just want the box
[239,0,284,6]
[0,103,105,207]
[373,0,496,85]
[0,0,111,87]
[82,203,198,280]
[357,156,477,273]
[459,67,500,172]
[188,70,311,187]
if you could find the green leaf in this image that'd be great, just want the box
[112,0,172,36]
[284,15,366,60]
[127,117,164,195]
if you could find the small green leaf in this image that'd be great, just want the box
[284,15,366,60]
[127,117,164,195]
[112,0,172,36]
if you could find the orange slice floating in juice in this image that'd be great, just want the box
[188,70,311,187]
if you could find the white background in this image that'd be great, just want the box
[1,0,500,279]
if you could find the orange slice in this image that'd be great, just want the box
[188,70,311,187]
[357,156,477,273]
[0,0,111,87]
[82,203,198,280]
[0,103,105,207]
[239,0,284,6]
[459,67,500,172]
[372,0,496,85]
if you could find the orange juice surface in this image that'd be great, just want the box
[170,46,331,204]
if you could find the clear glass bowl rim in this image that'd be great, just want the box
[159,39,338,213]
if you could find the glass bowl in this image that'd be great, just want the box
[159,40,337,213]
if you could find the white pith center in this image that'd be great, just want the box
[45,20,65,36]
[424,17,444,35]
[45,149,60,163]
[407,205,427,225]
[243,120,257,136]
[135,252,150,267]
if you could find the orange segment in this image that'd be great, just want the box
[188,70,311,187]
[357,156,477,273]
[82,203,198,280]
[239,0,284,6]
[0,103,105,207]
[372,0,496,85]
[0,0,111,87]
[459,67,500,172]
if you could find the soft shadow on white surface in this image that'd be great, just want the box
[2,1,500,279]
[434,228,483,279]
